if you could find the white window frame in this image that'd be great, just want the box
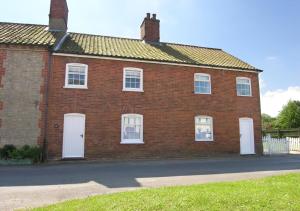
[121,114,144,144]
[194,73,211,94]
[64,63,88,89]
[195,115,214,142]
[236,77,252,97]
[123,67,144,92]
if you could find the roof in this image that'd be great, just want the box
[0,22,63,47]
[0,22,261,71]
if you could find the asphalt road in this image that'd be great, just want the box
[1,155,300,211]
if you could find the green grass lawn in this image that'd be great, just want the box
[31,173,300,211]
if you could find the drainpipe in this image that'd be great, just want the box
[42,33,68,161]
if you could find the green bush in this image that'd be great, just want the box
[21,145,42,163]
[1,145,42,163]
[8,149,23,160]
[0,144,16,159]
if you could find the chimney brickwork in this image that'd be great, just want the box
[140,13,160,42]
[49,0,69,31]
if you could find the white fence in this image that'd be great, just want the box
[263,136,300,155]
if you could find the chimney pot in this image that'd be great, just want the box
[146,13,151,19]
[152,14,156,20]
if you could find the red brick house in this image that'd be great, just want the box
[0,0,262,160]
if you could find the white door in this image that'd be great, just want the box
[239,118,255,155]
[63,113,85,158]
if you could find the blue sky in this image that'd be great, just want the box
[2,0,300,116]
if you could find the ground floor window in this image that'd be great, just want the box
[121,114,143,144]
[195,116,213,141]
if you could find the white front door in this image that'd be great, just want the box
[63,113,85,158]
[239,118,255,155]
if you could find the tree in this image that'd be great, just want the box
[261,113,277,130]
[276,100,300,129]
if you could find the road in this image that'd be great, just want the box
[1,155,300,210]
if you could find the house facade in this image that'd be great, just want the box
[0,0,262,160]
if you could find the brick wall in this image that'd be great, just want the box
[37,51,50,147]
[0,49,6,130]
[0,45,48,147]
[47,56,262,160]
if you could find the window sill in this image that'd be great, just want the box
[121,141,144,144]
[63,86,88,89]
[195,139,214,142]
[194,92,211,95]
[237,95,252,97]
[122,89,144,92]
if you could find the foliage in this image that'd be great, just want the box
[261,113,277,130]
[0,144,16,159]
[32,173,300,211]
[262,100,300,131]
[276,100,300,129]
[0,144,42,163]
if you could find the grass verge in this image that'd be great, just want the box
[31,173,300,211]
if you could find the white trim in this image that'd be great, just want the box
[123,67,144,92]
[64,63,88,89]
[236,77,252,97]
[195,115,214,142]
[121,114,144,144]
[194,73,212,94]
[53,53,260,73]
[64,113,86,117]
[239,117,253,120]
[120,141,144,144]
[62,113,86,158]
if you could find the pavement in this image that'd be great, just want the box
[1,155,300,211]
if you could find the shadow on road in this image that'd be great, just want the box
[0,155,299,188]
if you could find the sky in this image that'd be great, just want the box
[1,0,300,117]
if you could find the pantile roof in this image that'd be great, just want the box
[0,22,261,71]
[0,22,63,47]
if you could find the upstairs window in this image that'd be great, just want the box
[236,77,251,96]
[121,114,143,144]
[195,116,213,141]
[123,68,143,92]
[194,73,211,94]
[65,63,88,89]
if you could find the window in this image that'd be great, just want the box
[195,116,213,141]
[121,114,143,144]
[236,77,251,96]
[123,68,143,92]
[64,63,88,89]
[194,73,211,94]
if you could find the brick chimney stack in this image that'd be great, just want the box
[49,0,69,31]
[140,13,160,43]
